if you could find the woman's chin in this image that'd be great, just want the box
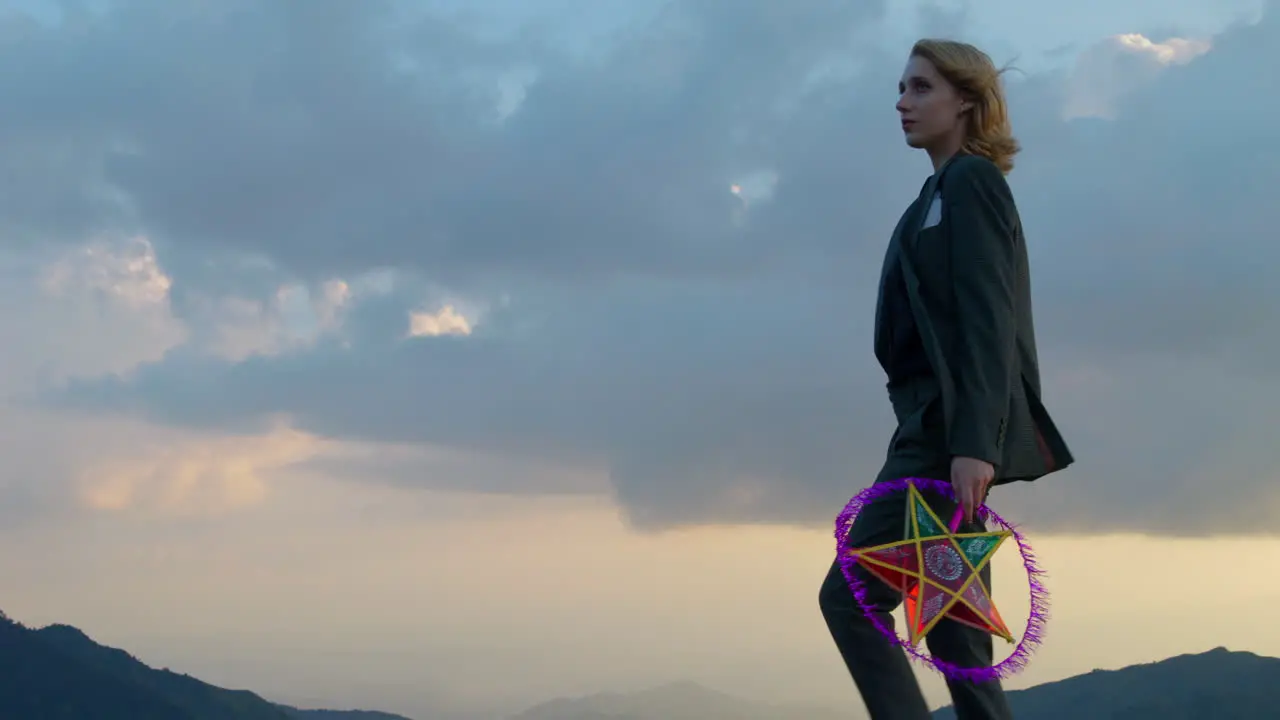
[903,131,929,149]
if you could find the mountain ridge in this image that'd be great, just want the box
[930,645,1280,720]
[0,612,412,720]
[3,607,1277,720]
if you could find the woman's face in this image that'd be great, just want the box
[896,55,966,151]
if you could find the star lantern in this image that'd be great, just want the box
[845,480,1014,645]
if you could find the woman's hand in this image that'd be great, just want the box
[950,455,994,525]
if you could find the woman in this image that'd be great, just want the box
[817,39,1074,720]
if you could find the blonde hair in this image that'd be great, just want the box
[911,38,1020,174]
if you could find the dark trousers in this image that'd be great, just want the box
[819,379,1013,720]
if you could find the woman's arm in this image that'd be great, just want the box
[943,157,1019,468]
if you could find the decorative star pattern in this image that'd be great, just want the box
[845,480,1014,645]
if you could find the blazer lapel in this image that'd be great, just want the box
[896,163,958,427]
[873,209,912,352]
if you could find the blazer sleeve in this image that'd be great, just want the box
[942,157,1019,466]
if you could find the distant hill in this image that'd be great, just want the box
[932,647,1280,720]
[509,680,849,720]
[509,647,1280,720]
[280,711,415,720]
[0,613,412,720]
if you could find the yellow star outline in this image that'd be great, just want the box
[844,481,1015,645]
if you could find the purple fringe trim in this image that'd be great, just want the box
[834,477,1050,684]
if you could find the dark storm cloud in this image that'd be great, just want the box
[30,0,1280,534]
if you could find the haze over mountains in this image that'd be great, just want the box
[3,609,1277,720]
[521,649,1280,720]
[509,681,849,720]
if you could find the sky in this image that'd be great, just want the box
[0,0,1278,717]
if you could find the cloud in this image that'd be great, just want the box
[74,422,320,516]
[1064,33,1213,119]
[19,0,1280,535]
[0,231,358,523]
[408,304,474,338]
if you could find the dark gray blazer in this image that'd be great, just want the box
[885,153,1073,484]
